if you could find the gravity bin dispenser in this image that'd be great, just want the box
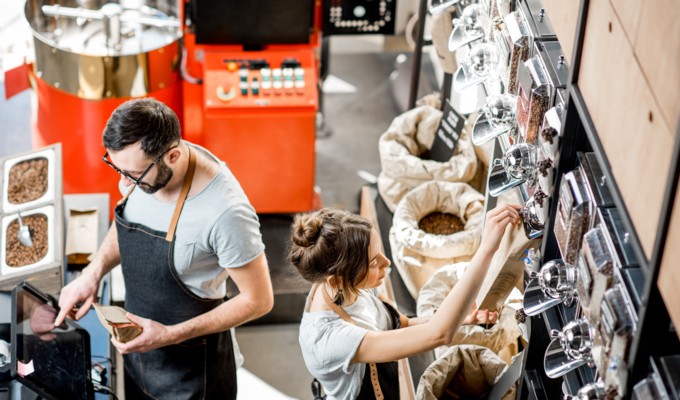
[182,0,321,213]
[0,145,64,295]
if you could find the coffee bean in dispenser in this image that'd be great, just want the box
[8,158,49,204]
[5,214,48,267]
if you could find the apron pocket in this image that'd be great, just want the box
[140,338,208,399]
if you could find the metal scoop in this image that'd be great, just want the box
[16,210,33,247]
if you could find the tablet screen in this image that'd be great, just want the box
[11,282,93,400]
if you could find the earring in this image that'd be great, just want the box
[335,288,344,305]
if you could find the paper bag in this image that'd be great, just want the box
[475,191,539,311]
[65,208,99,265]
[93,304,143,343]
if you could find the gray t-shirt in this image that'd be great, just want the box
[299,288,392,400]
[118,144,265,299]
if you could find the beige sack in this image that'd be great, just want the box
[377,105,477,212]
[417,263,524,363]
[416,345,513,400]
[431,9,457,74]
[389,181,484,298]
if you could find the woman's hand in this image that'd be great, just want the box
[478,204,521,255]
[462,308,499,326]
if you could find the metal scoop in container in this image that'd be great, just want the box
[17,210,33,247]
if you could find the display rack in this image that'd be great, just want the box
[401,0,680,398]
[520,0,680,398]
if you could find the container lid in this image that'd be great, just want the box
[28,3,181,57]
[659,355,680,399]
[534,41,569,89]
[565,168,593,210]
[584,153,615,207]
[519,0,557,41]
[600,208,640,268]
[602,284,636,335]
[582,227,615,277]
[518,56,554,99]
[506,11,532,46]
[620,267,644,311]
[578,152,614,209]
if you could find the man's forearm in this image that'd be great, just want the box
[169,293,270,343]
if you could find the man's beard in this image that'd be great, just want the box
[139,160,173,194]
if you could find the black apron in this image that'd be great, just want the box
[313,285,400,400]
[115,147,236,400]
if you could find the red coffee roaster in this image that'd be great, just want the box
[17,0,321,214]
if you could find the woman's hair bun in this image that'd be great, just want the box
[292,214,324,247]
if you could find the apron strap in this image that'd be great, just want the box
[117,183,137,206]
[313,284,386,400]
[166,144,196,242]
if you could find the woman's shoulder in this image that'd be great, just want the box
[300,311,354,344]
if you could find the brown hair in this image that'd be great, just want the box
[289,208,373,303]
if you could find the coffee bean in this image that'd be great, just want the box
[8,158,48,204]
[5,214,48,267]
[418,212,465,235]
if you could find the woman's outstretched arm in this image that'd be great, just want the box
[352,204,521,364]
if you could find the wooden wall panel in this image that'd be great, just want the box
[578,0,675,259]
[634,0,680,131]
[608,0,642,45]
[658,184,680,341]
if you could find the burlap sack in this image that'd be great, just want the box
[389,181,484,298]
[377,105,477,212]
[416,345,514,400]
[417,262,524,363]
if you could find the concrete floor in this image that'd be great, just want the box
[0,9,416,398]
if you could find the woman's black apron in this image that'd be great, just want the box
[114,147,236,400]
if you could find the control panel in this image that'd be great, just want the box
[203,49,318,110]
[323,0,396,35]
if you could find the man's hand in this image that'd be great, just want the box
[54,270,100,327]
[111,313,178,354]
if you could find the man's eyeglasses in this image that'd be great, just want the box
[102,144,179,186]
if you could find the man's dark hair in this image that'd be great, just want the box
[103,98,181,158]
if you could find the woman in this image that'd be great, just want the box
[290,204,521,400]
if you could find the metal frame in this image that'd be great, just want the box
[408,0,430,109]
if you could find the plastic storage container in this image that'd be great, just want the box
[554,169,594,264]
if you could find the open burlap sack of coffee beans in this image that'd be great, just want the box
[389,181,484,298]
[417,263,524,363]
[377,105,477,212]
[416,345,514,400]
